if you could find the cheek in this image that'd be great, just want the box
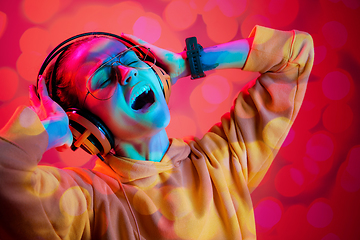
[104,95,137,129]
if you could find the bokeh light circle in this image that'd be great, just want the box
[275,165,305,197]
[263,117,291,149]
[190,85,219,113]
[0,67,19,101]
[322,103,353,133]
[294,99,322,130]
[60,186,90,216]
[276,130,311,164]
[342,0,360,9]
[322,70,351,100]
[0,96,29,130]
[303,156,320,175]
[345,145,360,178]
[306,132,334,162]
[307,201,333,228]
[0,11,7,39]
[322,21,348,49]
[268,0,299,27]
[314,45,327,65]
[201,75,231,104]
[241,14,271,38]
[48,16,80,47]
[340,145,360,192]
[281,128,295,147]
[133,15,162,43]
[16,51,46,82]
[206,17,238,43]
[340,167,360,192]
[20,27,50,53]
[104,2,145,35]
[166,113,197,138]
[164,0,197,31]
[22,0,60,24]
[254,198,282,230]
[276,205,308,239]
[133,189,158,215]
[202,6,239,43]
[188,0,209,14]
[321,233,340,240]
[216,0,247,17]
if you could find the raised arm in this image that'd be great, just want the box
[198,37,253,70]
[120,33,252,84]
[195,25,314,192]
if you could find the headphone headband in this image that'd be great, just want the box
[37,32,140,93]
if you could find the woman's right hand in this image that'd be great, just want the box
[29,76,73,151]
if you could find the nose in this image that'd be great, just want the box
[117,65,138,86]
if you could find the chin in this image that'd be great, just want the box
[151,107,170,129]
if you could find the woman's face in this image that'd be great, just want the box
[65,37,170,141]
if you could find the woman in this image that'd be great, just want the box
[0,26,314,239]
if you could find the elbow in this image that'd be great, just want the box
[291,31,315,74]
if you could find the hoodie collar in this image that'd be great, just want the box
[93,138,191,183]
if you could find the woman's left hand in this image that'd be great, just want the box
[121,33,190,85]
[29,76,73,151]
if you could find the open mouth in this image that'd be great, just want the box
[131,85,155,111]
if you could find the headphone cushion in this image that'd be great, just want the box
[66,108,114,155]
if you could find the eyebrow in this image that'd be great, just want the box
[89,49,128,79]
[101,50,126,67]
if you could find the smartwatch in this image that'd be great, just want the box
[185,37,206,79]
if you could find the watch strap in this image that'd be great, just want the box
[185,37,206,79]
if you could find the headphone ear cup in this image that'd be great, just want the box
[149,64,172,103]
[66,108,114,156]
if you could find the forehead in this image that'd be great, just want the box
[65,37,128,90]
[73,37,128,63]
[67,37,128,81]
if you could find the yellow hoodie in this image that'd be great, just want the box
[0,26,314,240]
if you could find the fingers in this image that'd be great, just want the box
[122,33,164,56]
[55,131,73,152]
[29,85,40,108]
[37,75,50,101]
[121,33,149,47]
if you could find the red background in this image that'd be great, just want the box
[0,0,360,239]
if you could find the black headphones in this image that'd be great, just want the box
[37,32,171,156]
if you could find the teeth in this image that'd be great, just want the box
[130,85,150,106]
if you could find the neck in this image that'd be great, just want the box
[113,129,169,162]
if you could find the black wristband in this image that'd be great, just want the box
[185,37,206,79]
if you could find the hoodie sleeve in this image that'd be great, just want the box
[196,25,314,192]
[0,106,93,240]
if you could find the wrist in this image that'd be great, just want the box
[179,50,191,78]
[185,37,206,79]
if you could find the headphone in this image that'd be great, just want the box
[37,32,171,156]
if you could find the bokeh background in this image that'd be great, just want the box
[0,0,359,239]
